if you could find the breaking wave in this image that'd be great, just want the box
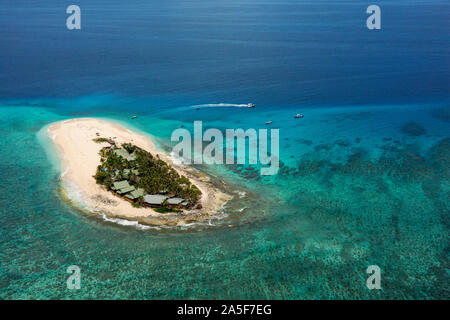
[100,214,156,230]
[60,166,70,178]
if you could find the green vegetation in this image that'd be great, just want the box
[93,140,201,208]
[92,137,110,143]
[132,202,141,208]
[154,207,183,214]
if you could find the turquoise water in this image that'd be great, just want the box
[0,0,449,299]
[0,99,448,299]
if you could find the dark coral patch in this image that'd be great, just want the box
[400,122,426,137]
[296,139,313,146]
[430,107,450,123]
[335,140,350,147]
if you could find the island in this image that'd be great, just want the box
[47,118,230,226]
[93,139,201,213]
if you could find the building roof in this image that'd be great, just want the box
[114,148,136,161]
[143,194,168,205]
[126,188,145,200]
[167,197,184,205]
[122,168,139,179]
[112,180,130,190]
[117,185,135,194]
[114,148,130,158]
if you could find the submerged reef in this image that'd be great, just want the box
[430,106,450,123]
[400,121,426,136]
[226,138,449,299]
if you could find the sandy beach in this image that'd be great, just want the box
[47,118,231,226]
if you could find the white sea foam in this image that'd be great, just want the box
[60,166,70,178]
[47,128,57,140]
[169,150,191,166]
[237,191,246,198]
[100,214,155,230]
[169,150,182,165]
[63,180,88,210]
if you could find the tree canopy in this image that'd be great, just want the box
[94,142,201,206]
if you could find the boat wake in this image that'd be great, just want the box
[190,103,253,109]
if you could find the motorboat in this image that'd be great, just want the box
[294,114,304,118]
[247,103,256,108]
[265,121,273,125]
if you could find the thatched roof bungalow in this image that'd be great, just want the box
[111,180,135,194]
[143,194,168,206]
[114,148,136,161]
[125,188,145,200]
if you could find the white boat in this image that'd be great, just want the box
[265,121,272,125]
[247,103,255,108]
[131,115,137,119]
[294,114,304,118]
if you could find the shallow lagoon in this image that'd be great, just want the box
[0,0,448,299]
[0,99,448,299]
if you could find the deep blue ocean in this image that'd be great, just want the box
[0,0,448,299]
